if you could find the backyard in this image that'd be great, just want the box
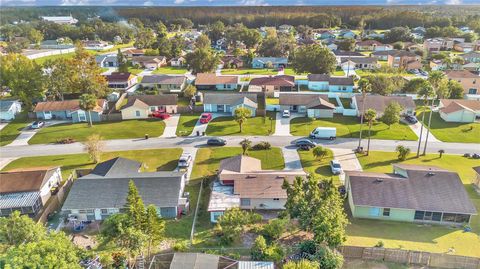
[0,112,31,146]
[206,112,276,136]
[152,66,189,74]
[290,115,417,141]
[176,113,201,136]
[416,111,480,143]
[347,151,480,257]
[28,119,165,144]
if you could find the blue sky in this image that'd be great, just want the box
[5,0,479,6]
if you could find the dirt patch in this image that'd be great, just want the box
[242,232,257,248]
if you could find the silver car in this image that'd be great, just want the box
[330,160,343,175]
[178,153,192,168]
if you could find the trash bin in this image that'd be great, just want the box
[145,134,149,139]
[202,131,206,136]
[196,131,200,136]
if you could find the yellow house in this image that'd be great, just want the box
[120,95,178,120]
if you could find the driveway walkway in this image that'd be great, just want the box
[282,146,303,170]
[407,121,440,142]
[160,114,180,138]
[189,113,228,137]
[6,120,68,147]
[273,112,302,136]
[0,122,8,131]
[0,157,17,170]
[174,147,198,181]
[331,148,362,184]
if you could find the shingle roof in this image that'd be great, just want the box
[332,50,364,57]
[347,164,477,214]
[356,40,384,46]
[473,166,480,175]
[121,95,178,110]
[170,253,220,269]
[203,92,258,106]
[372,50,399,56]
[195,73,238,85]
[105,72,135,82]
[279,93,334,107]
[33,99,106,113]
[306,97,336,109]
[445,70,479,79]
[307,74,354,85]
[233,172,302,199]
[439,99,480,114]
[249,75,294,87]
[341,57,378,64]
[132,56,166,63]
[141,75,186,85]
[0,100,19,112]
[253,57,288,64]
[87,157,141,177]
[0,167,59,194]
[219,155,262,173]
[354,95,415,114]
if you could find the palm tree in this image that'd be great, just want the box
[357,79,371,152]
[416,82,434,158]
[239,138,251,155]
[396,145,411,161]
[364,109,377,156]
[423,71,444,156]
[79,94,98,127]
[234,107,252,133]
[312,146,328,161]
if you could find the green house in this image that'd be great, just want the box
[345,164,477,225]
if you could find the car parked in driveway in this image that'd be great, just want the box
[207,137,226,146]
[330,160,343,175]
[200,113,213,124]
[282,110,290,118]
[178,153,193,168]
[151,111,171,120]
[30,121,45,129]
[405,115,418,124]
[294,139,316,149]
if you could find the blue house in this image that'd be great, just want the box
[33,99,107,123]
[252,57,288,69]
[307,74,354,92]
[95,54,118,68]
[203,92,259,116]
[318,31,336,40]
[338,30,356,39]
[0,100,22,121]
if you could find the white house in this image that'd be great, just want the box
[0,100,22,121]
[438,99,480,123]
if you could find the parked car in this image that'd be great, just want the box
[282,110,290,118]
[178,153,193,168]
[151,111,171,120]
[405,115,418,124]
[309,127,336,140]
[294,139,316,149]
[207,137,226,146]
[330,160,343,175]
[30,121,45,129]
[200,113,213,124]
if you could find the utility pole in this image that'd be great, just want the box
[422,97,435,156]
[416,100,427,158]
[357,91,366,151]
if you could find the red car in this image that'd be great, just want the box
[151,111,171,120]
[200,113,212,124]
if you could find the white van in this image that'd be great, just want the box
[309,127,336,140]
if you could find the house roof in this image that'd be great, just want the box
[141,75,186,85]
[105,72,135,82]
[169,253,219,269]
[132,56,166,63]
[252,57,288,64]
[460,51,480,58]
[372,50,399,56]
[124,49,144,54]
[0,167,59,194]
[332,50,364,57]
[473,166,480,175]
[0,191,42,210]
[95,54,117,64]
[445,70,479,79]
[306,97,337,109]
[307,74,354,86]
[389,50,419,58]
[87,157,141,177]
[121,95,178,110]
[279,93,334,107]
[347,164,477,214]
[219,155,261,173]
[33,99,106,113]
[0,100,19,112]
[341,57,378,64]
[249,75,295,87]
[203,92,258,107]
[195,73,238,85]
[354,95,415,114]
[439,99,480,114]
[356,40,384,46]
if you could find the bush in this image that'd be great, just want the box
[56,137,75,144]
[172,241,189,252]
[375,240,384,248]
[298,240,317,255]
[252,141,271,150]
[261,218,288,243]
[315,246,344,269]
[250,235,284,263]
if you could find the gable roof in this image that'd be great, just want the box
[0,100,20,112]
[354,95,415,114]
[88,157,141,177]
[0,167,59,194]
[356,40,384,46]
[439,99,480,114]
[33,99,106,113]
[332,50,364,57]
[341,57,378,64]
[141,75,186,85]
[306,97,337,109]
[219,155,261,173]
[203,92,258,107]
[252,57,288,64]
[347,164,477,214]
[372,50,399,56]
[307,74,354,85]
[473,166,480,175]
[121,95,178,110]
[105,72,135,82]
[445,70,479,79]
[132,56,166,63]
[249,75,295,87]
[279,93,334,107]
[195,73,238,85]
[388,50,419,58]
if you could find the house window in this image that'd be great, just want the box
[383,208,390,217]
[468,88,477,94]
[414,210,425,220]
[273,198,280,201]
[135,110,141,117]
[368,207,380,216]
[101,209,108,214]
[240,198,251,206]
[442,213,456,222]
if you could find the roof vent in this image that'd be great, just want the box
[375,178,384,183]
[427,172,435,176]
[246,175,257,179]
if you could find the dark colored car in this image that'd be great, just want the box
[405,115,418,124]
[294,139,316,149]
[207,137,226,146]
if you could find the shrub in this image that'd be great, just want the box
[172,241,188,252]
[261,218,288,243]
[56,137,75,144]
[298,240,317,255]
[315,246,344,269]
[250,235,284,263]
[375,240,384,248]
[252,141,271,150]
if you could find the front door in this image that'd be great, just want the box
[217,105,224,112]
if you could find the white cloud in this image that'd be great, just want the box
[386,0,402,4]
[61,0,89,5]
[173,0,185,3]
[143,0,153,5]
[445,0,461,4]
[3,0,36,4]
[238,0,269,5]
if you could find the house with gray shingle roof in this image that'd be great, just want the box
[0,99,22,121]
[203,92,260,116]
[279,92,336,118]
[252,57,288,69]
[95,54,118,68]
[345,164,477,225]
[307,74,354,92]
[141,75,187,93]
[62,157,189,221]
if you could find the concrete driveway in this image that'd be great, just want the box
[6,120,68,147]
[273,112,303,136]
[331,148,363,184]
[282,146,303,170]
[189,113,228,137]
[160,114,180,138]
[407,121,440,142]
[174,147,198,181]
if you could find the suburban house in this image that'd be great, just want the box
[463,62,480,73]
[252,57,288,69]
[141,75,187,93]
[0,167,62,218]
[371,50,399,61]
[338,30,356,39]
[318,30,336,40]
[438,99,480,123]
[169,56,186,67]
[248,75,295,97]
[123,49,145,58]
[307,74,354,92]
[208,155,306,222]
[460,51,480,64]
[424,38,455,52]
[131,56,167,70]
[221,55,244,69]
[82,40,113,51]
[387,51,422,70]
[160,253,274,269]
[41,15,78,24]
[355,40,393,51]
[352,95,416,117]
[345,164,477,225]
[453,42,475,53]
[445,70,479,95]
[473,167,480,191]
[120,94,178,119]
[203,92,259,116]
[340,57,380,70]
[95,54,118,68]
[62,157,189,221]
[279,92,336,118]
[0,100,22,121]
[104,72,137,90]
[195,73,238,90]
[39,39,74,49]
[278,24,294,33]
[332,50,365,63]
[34,99,107,123]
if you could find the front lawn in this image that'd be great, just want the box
[176,113,201,136]
[127,67,143,75]
[347,151,480,257]
[283,68,308,76]
[152,66,188,74]
[34,52,76,65]
[417,111,480,143]
[297,148,339,184]
[221,68,277,75]
[28,119,165,144]
[206,112,276,136]
[290,115,417,141]
[0,112,31,146]
[2,148,182,179]
[332,69,346,76]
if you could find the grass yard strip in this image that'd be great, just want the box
[1,148,182,179]
[34,52,76,65]
[417,111,480,143]
[28,119,165,145]
[152,66,188,74]
[176,113,201,136]
[0,112,31,147]
[206,112,276,136]
[221,68,277,75]
[297,148,339,184]
[332,69,346,76]
[347,151,480,257]
[283,68,308,76]
[290,115,417,140]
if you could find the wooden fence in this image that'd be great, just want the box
[339,246,480,269]
[35,176,74,224]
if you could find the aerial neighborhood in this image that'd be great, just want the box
[1,5,480,269]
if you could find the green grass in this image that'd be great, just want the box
[2,148,182,179]
[297,148,339,184]
[34,52,75,65]
[343,259,410,269]
[176,113,201,136]
[332,69,346,76]
[152,66,188,74]
[28,119,165,145]
[290,115,417,141]
[0,112,31,147]
[347,151,480,257]
[417,111,480,143]
[283,68,307,76]
[221,68,277,75]
[127,67,143,75]
[206,112,276,136]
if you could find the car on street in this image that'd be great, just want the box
[294,138,316,149]
[151,111,171,120]
[178,153,193,168]
[200,113,213,124]
[207,137,226,146]
[30,121,45,129]
[330,160,343,175]
[405,115,418,124]
[282,110,290,118]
